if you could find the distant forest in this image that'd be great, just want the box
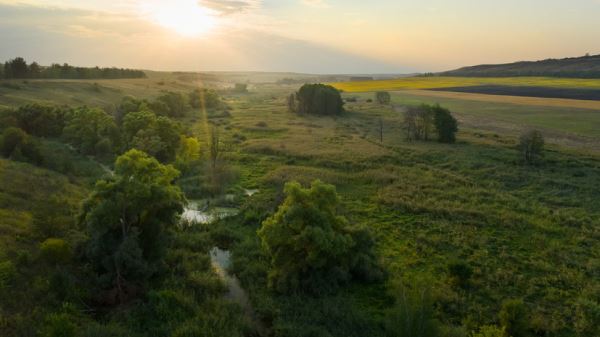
[0,57,146,80]
[441,54,600,78]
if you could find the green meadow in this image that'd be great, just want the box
[0,75,598,336]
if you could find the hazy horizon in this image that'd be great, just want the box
[1,0,600,74]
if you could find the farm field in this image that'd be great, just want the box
[331,76,600,92]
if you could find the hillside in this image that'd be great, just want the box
[441,54,600,78]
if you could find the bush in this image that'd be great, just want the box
[385,285,440,337]
[376,91,391,105]
[257,180,380,294]
[518,130,544,165]
[39,238,72,265]
[432,105,458,143]
[447,261,473,289]
[292,84,344,115]
[471,325,506,337]
[40,313,77,337]
[498,299,529,337]
[0,260,16,289]
[573,298,600,337]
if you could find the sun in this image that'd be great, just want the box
[143,0,217,37]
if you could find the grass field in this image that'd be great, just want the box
[331,76,600,92]
[0,75,598,336]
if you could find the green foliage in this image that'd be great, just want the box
[153,91,189,117]
[499,299,529,337]
[0,127,44,165]
[376,91,391,105]
[385,285,440,337]
[233,83,248,93]
[122,109,181,162]
[258,180,380,294]
[0,260,16,289]
[471,325,506,337]
[447,261,473,289]
[432,104,458,143]
[62,106,119,156]
[573,298,600,337]
[81,150,184,297]
[13,104,65,137]
[189,88,222,110]
[39,238,72,265]
[518,130,544,165]
[295,84,344,115]
[404,104,434,141]
[40,313,77,337]
[2,57,145,79]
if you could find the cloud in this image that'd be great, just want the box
[199,0,261,15]
[301,0,329,8]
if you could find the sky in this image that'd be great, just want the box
[1,0,600,74]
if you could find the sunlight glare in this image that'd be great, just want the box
[144,0,217,37]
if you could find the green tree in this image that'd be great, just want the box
[433,104,458,143]
[376,91,391,105]
[189,88,222,110]
[13,104,65,137]
[63,107,119,156]
[573,298,600,337]
[1,127,27,157]
[518,130,544,165]
[295,84,344,115]
[39,238,72,265]
[257,180,380,294]
[4,57,28,78]
[499,299,529,337]
[154,91,189,117]
[80,149,184,301]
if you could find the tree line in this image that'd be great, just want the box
[0,57,146,80]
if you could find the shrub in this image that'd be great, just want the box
[40,313,77,337]
[293,84,344,115]
[376,91,391,105]
[0,260,16,289]
[257,180,380,294]
[385,285,440,337]
[39,238,72,265]
[498,299,529,337]
[432,105,458,143]
[1,127,27,157]
[518,130,544,165]
[447,261,473,289]
[573,298,600,337]
[471,325,506,337]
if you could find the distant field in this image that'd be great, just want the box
[430,85,600,101]
[331,76,600,92]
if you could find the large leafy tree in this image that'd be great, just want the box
[258,180,381,294]
[80,149,184,301]
[294,84,344,115]
[13,103,65,137]
[62,106,119,156]
[122,109,181,163]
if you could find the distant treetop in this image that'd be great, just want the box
[1,57,146,80]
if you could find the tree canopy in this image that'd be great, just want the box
[290,84,344,115]
[258,180,381,294]
[432,104,458,143]
[80,149,184,300]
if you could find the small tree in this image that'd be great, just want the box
[499,299,529,337]
[376,91,391,105]
[404,105,434,141]
[518,130,544,165]
[432,105,458,143]
[258,180,380,294]
[286,93,298,113]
